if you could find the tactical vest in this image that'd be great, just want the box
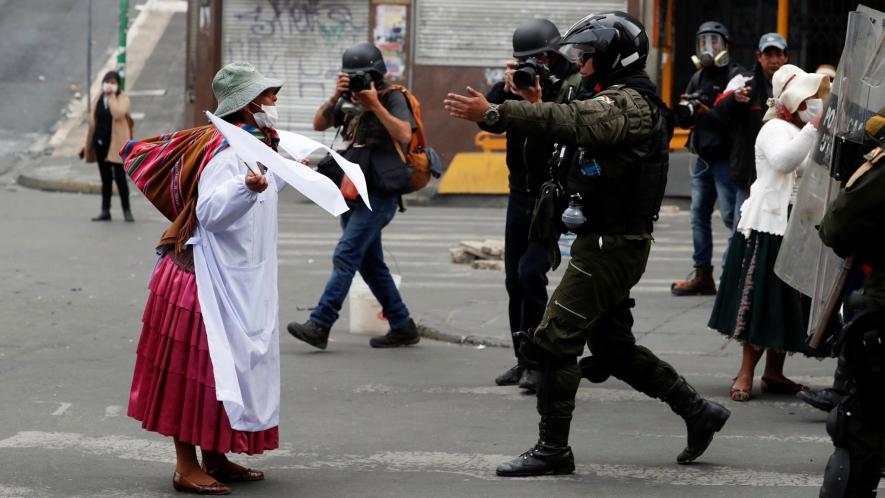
[567,87,669,235]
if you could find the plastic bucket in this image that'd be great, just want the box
[348,272,402,336]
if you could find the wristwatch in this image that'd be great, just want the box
[483,103,501,126]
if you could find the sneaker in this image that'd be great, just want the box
[286,320,330,350]
[369,319,420,348]
[518,369,538,392]
[495,365,524,386]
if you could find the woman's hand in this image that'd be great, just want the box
[245,171,268,193]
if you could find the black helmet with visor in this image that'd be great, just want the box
[558,11,649,79]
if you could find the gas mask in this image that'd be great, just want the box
[691,33,729,69]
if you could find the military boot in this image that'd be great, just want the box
[660,377,730,464]
[797,387,847,412]
[670,268,716,296]
[495,416,575,477]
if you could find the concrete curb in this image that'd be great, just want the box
[417,324,509,348]
[16,173,102,195]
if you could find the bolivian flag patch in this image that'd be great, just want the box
[593,95,615,105]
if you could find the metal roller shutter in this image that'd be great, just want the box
[415,0,627,67]
[222,0,370,144]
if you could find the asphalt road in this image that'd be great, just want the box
[0,185,847,497]
[0,0,141,174]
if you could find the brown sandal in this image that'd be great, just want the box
[730,386,752,402]
[730,377,752,402]
[760,376,807,394]
[172,471,231,495]
[202,463,265,483]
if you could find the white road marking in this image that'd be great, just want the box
[51,402,71,416]
[104,405,122,418]
[0,431,824,487]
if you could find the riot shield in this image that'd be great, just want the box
[775,7,885,340]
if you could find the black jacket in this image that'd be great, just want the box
[480,72,580,195]
[677,63,744,161]
[714,62,773,190]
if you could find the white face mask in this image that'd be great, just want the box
[102,82,118,94]
[798,98,823,123]
[251,103,278,129]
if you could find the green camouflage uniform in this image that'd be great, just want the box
[498,86,680,419]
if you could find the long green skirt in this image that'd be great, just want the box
[708,230,808,352]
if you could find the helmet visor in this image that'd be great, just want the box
[559,43,595,63]
[696,33,726,57]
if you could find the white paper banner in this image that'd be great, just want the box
[276,129,372,210]
[205,112,348,217]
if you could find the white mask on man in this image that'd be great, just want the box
[102,82,118,94]
[251,103,279,129]
[798,98,823,123]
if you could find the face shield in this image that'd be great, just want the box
[559,43,595,64]
[692,33,729,69]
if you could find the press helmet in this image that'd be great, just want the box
[341,42,387,78]
[559,11,649,79]
[693,21,730,68]
[512,18,561,58]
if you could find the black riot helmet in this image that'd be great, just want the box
[693,21,730,69]
[559,11,649,79]
[512,18,561,58]
[341,42,387,79]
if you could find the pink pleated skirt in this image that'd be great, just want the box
[128,254,279,454]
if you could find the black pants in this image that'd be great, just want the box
[96,157,130,212]
[504,190,550,366]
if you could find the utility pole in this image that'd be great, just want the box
[118,0,129,89]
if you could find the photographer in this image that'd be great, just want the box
[670,21,745,296]
[446,11,729,476]
[484,18,582,393]
[288,42,420,349]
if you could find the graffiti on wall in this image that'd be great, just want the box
[373,4,407,81]
[224,0,367,140]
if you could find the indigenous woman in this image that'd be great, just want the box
[81,70,135,222]
[124,63,285,494]
[709,64,829,402]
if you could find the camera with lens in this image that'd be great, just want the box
[513,57,551,90]
[675,91,714,121]
[346,70,373,94]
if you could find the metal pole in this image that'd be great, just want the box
[118,0,129,90]
[87,0,93,106]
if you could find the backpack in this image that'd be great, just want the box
[382,84,441,193]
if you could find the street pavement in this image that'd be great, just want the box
[0,183,847,497]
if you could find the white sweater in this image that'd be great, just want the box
[737,119,818,236]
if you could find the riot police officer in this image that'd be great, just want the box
[817,109,885,497]
[445,11,730,476]
[483,18,583,392]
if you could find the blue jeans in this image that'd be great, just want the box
[690,156,736,269]
[733,187,750,231]
[310,194,411,330]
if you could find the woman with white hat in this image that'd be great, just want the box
[708,64,830,402]
[124,62,285,494]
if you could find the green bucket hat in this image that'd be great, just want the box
[212,62,283,118]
